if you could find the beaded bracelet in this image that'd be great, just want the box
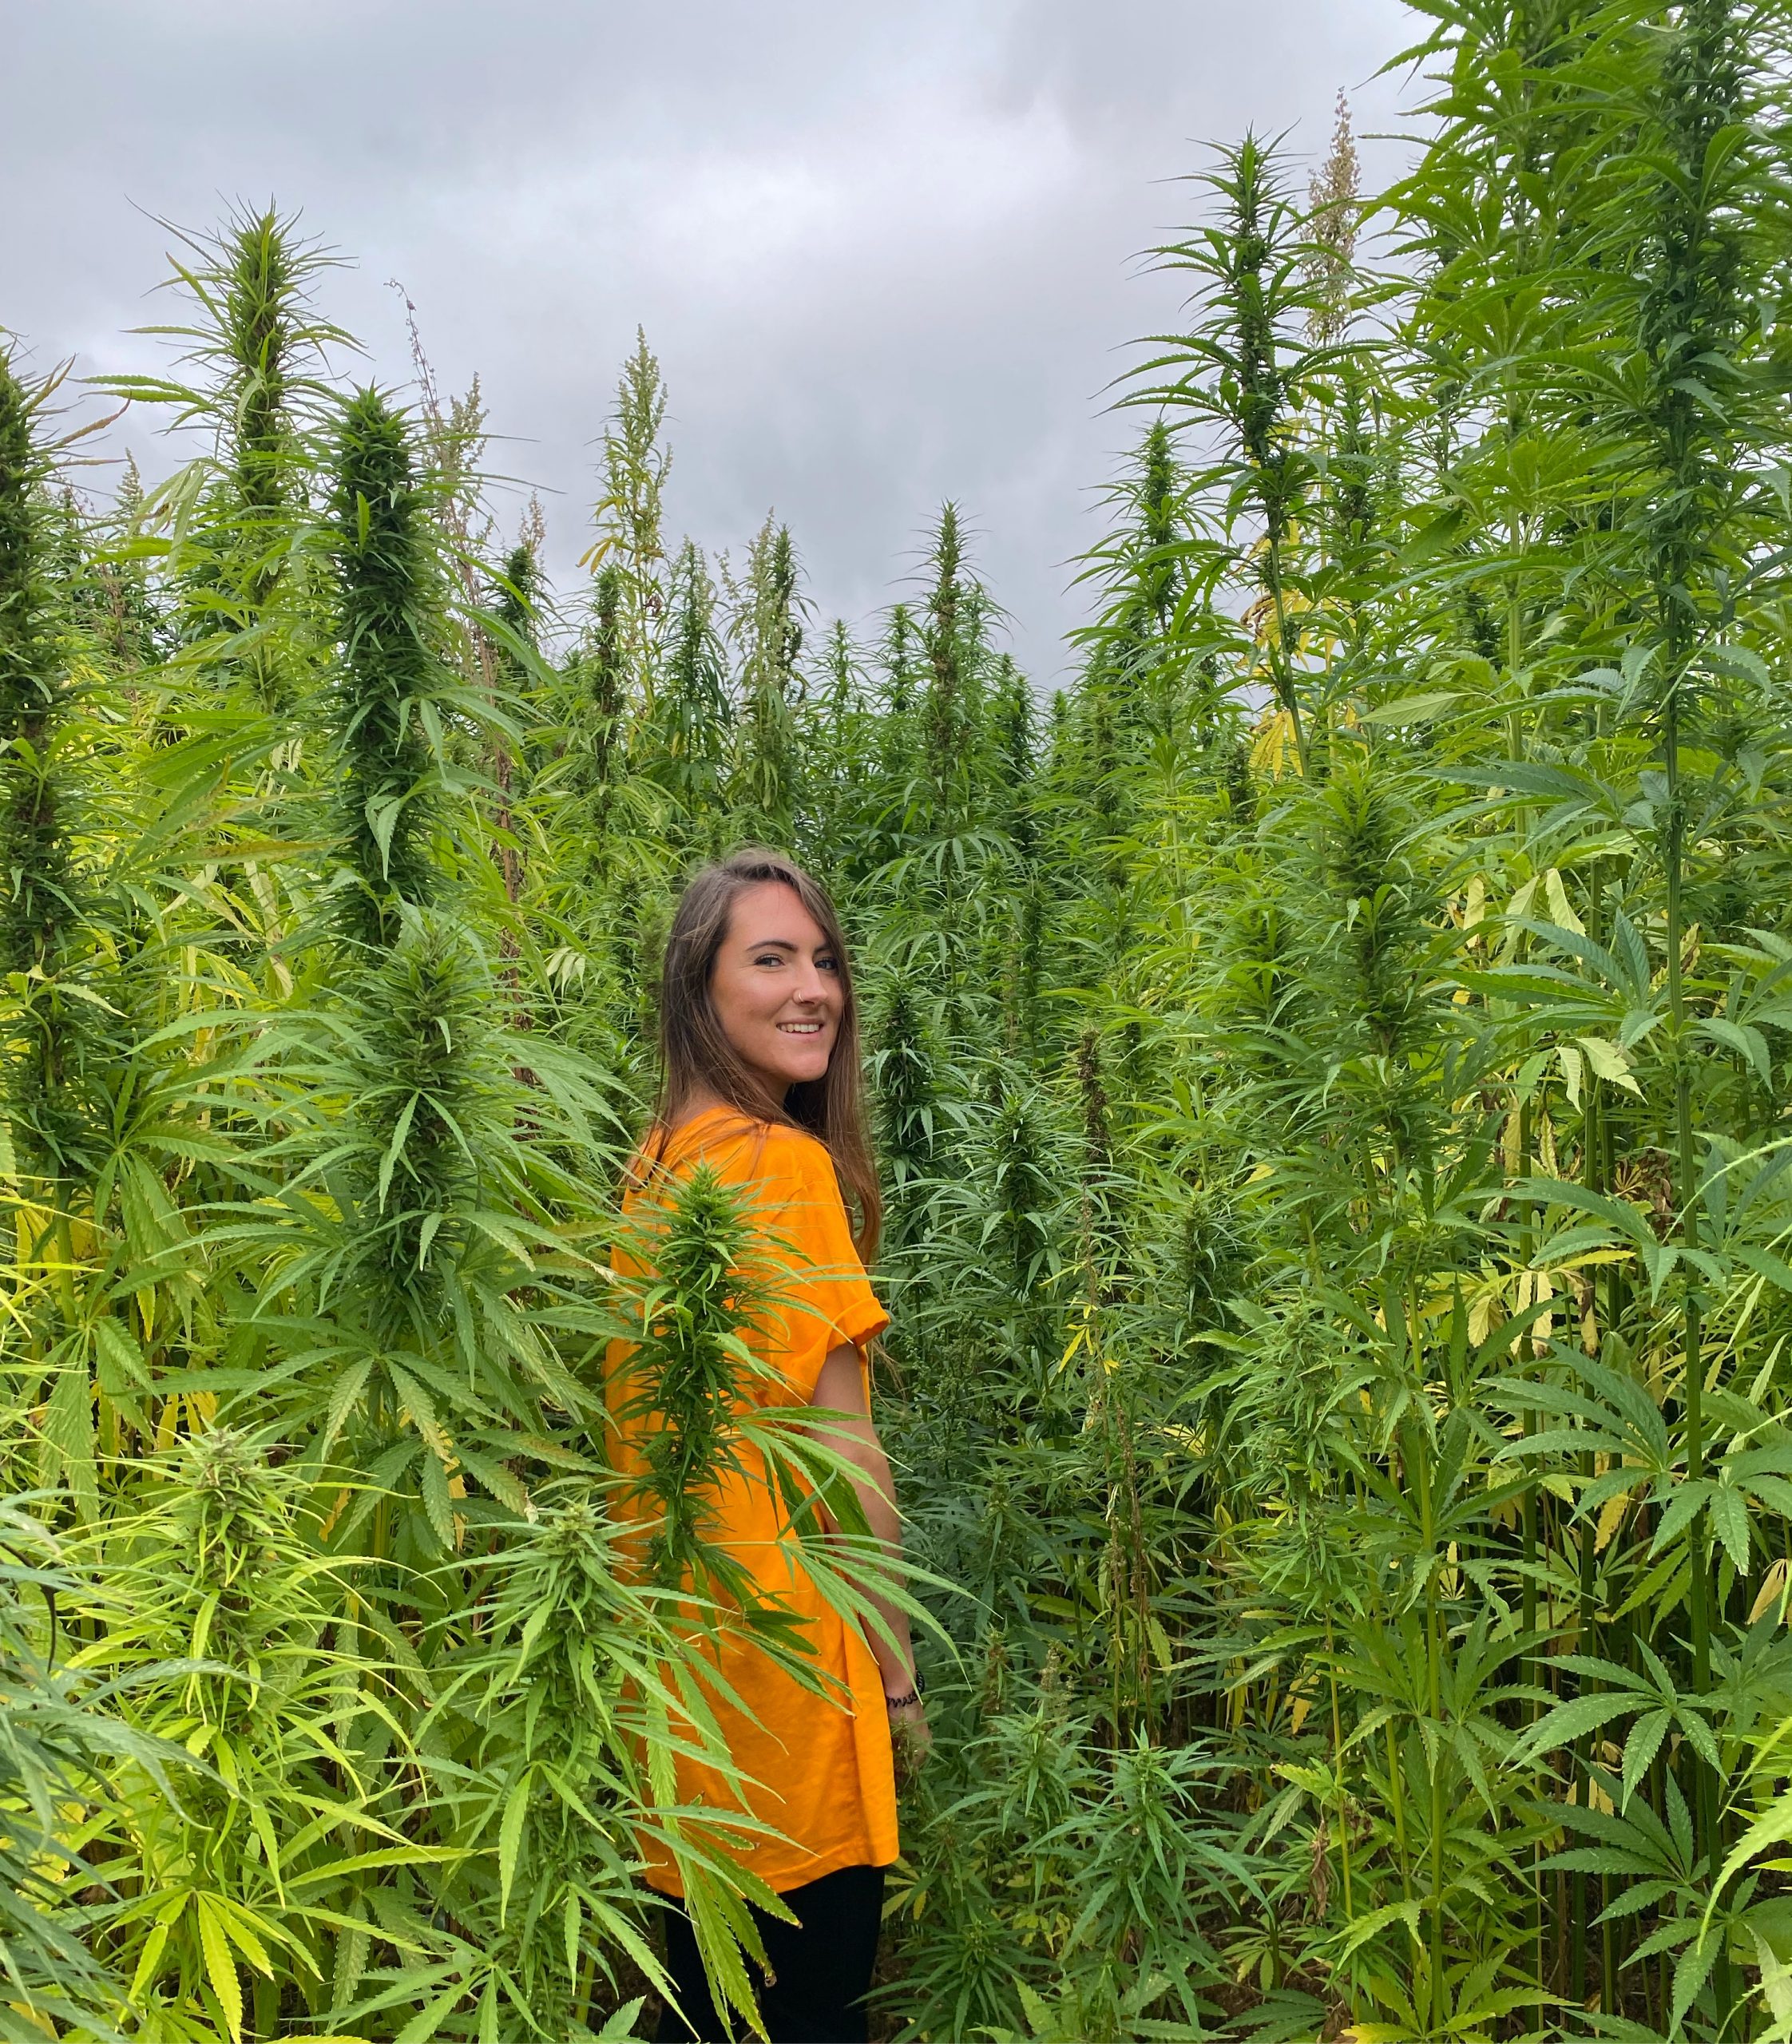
[884,1686,922,1710]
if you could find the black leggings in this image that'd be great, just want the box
[656,1863,886,2044]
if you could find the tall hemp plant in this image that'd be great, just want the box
[7,8,1792,2037]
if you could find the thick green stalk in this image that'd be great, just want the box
[1574,1079,1600,2008]
[1634,7,1747,1971]
[1413,1416,1445,2033]
[1662,689,1717,1925]
[1385,1719,1413,1911]
[1324,1613,1354,1923]
[1516,1095,1543,1987]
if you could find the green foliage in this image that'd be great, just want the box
[612,1163,766,1591]
[327,389,457,943]
[0,1498,196,2042]
[0,355,107,1180]
[728,517,805,842]
[6,8,1792,2037]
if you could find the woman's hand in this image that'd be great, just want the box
[887,1693,932,1786]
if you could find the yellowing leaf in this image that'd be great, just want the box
[1578,1036,1643,1098]
[1538,1111,1559,1177]
[196,1894,244,2043]
[1750,1558,1790,1626]
[1596,1487,1634,1555]
[1506,873,1540,923]
[1250,707,1302,780]
[129,1918,172,2002]
[1544,868,1585,936]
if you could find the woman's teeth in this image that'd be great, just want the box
[779,1022,823,1034]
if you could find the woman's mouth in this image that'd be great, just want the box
[778,1021,825,1036]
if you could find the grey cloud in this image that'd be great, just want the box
[3,0,1416,683]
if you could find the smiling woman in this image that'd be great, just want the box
[708,883,843,1091]
[606,848,923,2044]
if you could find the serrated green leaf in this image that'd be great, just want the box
[1621,1710,1671,1807]
[498,1773,531,1925]
[196,1894,244,2043]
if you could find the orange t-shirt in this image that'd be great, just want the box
[605,1105,898,1897]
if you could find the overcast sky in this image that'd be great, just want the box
[5,0,1417,685]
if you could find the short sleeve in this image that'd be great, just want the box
[751,1132,888,1403]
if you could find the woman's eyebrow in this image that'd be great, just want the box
[744,937,799,952]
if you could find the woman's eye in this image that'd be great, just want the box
[817,955,839,973]
[754,953,783,968]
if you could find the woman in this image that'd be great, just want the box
[606,848,926,2044]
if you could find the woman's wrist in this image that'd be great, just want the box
[883,1671,922,1709]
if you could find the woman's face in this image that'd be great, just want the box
[708,881,843,1101]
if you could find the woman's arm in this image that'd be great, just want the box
[812,1345,930,1761]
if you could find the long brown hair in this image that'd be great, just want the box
[649,848,882,1262]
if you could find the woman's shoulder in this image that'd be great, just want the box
[733,1114,835,1189]
[653,1106,831,1186]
